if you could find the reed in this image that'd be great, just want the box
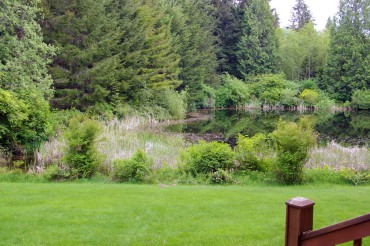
[36,116,186,174]
[306,141,370,171]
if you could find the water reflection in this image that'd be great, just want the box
[166,110,370,146]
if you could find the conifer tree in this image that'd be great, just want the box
[290,0,315,30]
[42,0,114,110]
[212,0,244,77]
[0,0,55,98]
[322,0,370,101]
[164,0,218,108]
[236,0,278,78]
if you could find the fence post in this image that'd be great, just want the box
[285,197,315,246]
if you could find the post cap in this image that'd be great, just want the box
[286,197,315,208]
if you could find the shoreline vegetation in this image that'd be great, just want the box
[1,110,369,186]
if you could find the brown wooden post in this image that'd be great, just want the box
[354,238,362,246]
[285,197,315,246]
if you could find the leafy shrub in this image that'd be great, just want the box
[215,74,250,108]
[280,88,301,107]
[235,133,274,171]
[0,88,51,160]
[180,141,235,175]
[0,167,42,183]
[300,89,319,106]
[305,166,344,184]
[153,163,177,183]
[272,118,317,184]
[340,167,370,185]
[43,165,72,181]
[351,90,370,109]
[247,73,298,106]
[314,92,336,110]
[156,89,187,119]
[194,83,216,109]
[63,117,101,178]
[211,169,234,184]
[112,149,153,183]
[300,79,318,90]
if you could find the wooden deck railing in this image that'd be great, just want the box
[285,197,370,246]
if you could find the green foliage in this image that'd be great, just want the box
[211,169,234,184]
[0,167,43,183]
[43,165,72,181]
[300,89,319,106]
[236,0,278,78]
[247,73,299,106]
[305,166,345,184]
[277,23,330,81]
[322,0,370,102]
[300,79,318,90]
[112,149,152,183]
[235,133,274,171]
[314,92,336,110]
[0,88,51,159]
[215,74,250,108]
[290,0,314,30]
[0,0,56,98]
[272,118,317,184]
[351,90,370,109]
[63,117,101,178]
[165,0,218,109]
[180,141,235,175]
[340,167,370,186]
[156,89,187,119]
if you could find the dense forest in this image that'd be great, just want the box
[0,0,369,167]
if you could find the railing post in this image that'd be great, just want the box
[285,197,315,246]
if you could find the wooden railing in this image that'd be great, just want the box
[285,197,370,246]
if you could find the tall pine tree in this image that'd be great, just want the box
[290,0,315,30]
[322,0,370,101]
[236,0,278,78]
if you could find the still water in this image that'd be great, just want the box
[166,110,370,147]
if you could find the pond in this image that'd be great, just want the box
[165,110,370,147]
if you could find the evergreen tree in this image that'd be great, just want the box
[290,0,315,30]
[164,0,218,109]
[236,0,278,78]
[0,0,55,99]
[211,0,244,77]
[322,0,370,101]
[42,0,114,110]
[107,0,181,107]
[0,0,54,159]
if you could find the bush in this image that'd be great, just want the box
[272,118,317,184]
[305,166,345,184]
[247,73,299,106]
[112,149,153,183]
[63,117,101,178]
[300,79,318,90]
[43,165,72,181]
[215,74,250,108]
[235,133,274,171]
[351,90,370,109]
[300,89,319,106]
[211,169,234,184]
[154,163,178,183]
[180,141,235,175]
[0,88,51,161]
[156,89,187,119]
[314,92,336,110]
[340,167,370,185]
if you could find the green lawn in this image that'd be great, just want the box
[0,183,369,245]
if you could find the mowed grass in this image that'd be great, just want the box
[1,183,369,245]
